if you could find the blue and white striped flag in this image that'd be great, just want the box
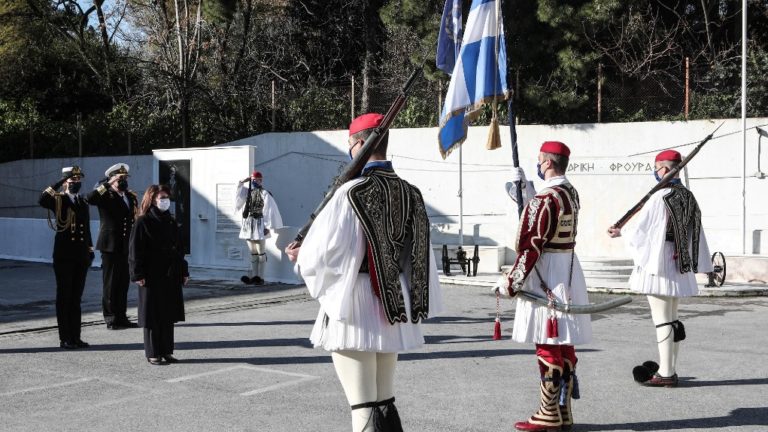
[438,0,509,159]
[436,0,462,75]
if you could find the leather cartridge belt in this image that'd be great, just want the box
[543,242,576,252]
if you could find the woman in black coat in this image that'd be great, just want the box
[129,184,188,365]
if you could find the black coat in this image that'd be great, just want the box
[38,186,93,263]
[129,207,187,328]
[86,183,138,254]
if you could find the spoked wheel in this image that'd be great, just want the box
[707,251,726,287]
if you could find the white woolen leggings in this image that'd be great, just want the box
[331,351,398,432]
[245,239,266,277]
[647,295,680,377]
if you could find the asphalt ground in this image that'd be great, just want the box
[1,260,767,431]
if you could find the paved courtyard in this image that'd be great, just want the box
[1,260,767,431]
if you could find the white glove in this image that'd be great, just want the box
[505,180,535,204]
[509,167,526,183]
[492,274,511,297]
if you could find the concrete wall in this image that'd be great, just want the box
[237,117,768,261]
[0,155,153,219]
[1,118,767,280]
[152,146,300,283]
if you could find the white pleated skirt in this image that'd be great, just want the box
[629,242,699,297]
[310,274,426,353]
[511,253,593,345]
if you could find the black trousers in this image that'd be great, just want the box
[53,258,89,343]
[143,324,175,358]
[101,252,130,324]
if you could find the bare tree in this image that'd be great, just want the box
[584,4,682,81]
[128,0,207,147]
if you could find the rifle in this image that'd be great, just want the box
[290,67,424,247]
[612,122,724,229]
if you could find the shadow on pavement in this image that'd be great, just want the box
[177,320,314,327]
[678,377,768,387]
[579,407,768,430]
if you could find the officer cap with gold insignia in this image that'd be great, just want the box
[62,166,85,179]
[105,163,130,178]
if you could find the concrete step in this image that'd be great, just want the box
[582,267,634,277]
[578,258,634,268]
[584,278,631,289]
[580,264,634,272]
[583,273,630,281]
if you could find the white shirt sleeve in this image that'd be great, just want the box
[624,190,669,275]
[262,191,284,230]
[694,225,714,273]
[297,181,365,321]
[233,183,248,215]
[426,246,445,316]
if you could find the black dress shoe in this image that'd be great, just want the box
[163,355,179,363]
[116,320,138,328]
[75,339,90,348]
[241,275,251,284]
[147,357,167,365]
[60,341,78,350]
[251,276,264,286]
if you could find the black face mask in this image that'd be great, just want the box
[67,182,82,194]
[116,178,128,191]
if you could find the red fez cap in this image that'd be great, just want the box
[655,150,682,162]
[540,141,570,157]
[251,170,262,179]
[349,113,384,136]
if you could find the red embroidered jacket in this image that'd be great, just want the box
[508,182,580,291]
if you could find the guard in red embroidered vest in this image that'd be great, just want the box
[285,113,445,432]
[498,141,592,431]
[607,149,713,387]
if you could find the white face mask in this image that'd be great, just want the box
[156,198,171,212]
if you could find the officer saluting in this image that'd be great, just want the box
[38,166,94,349]
[86,163,139,329]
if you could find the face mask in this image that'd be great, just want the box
[654,171,662,182]
[117,178,128,191]
[67,182,82,194]
[251,180,262,188]
[156,198,171,212]
[536,162,546,180]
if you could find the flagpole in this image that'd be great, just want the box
[459,145,464,246]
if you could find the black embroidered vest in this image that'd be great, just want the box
[244,187,265,219]
[347,168,431,324]
[662,184,702,273]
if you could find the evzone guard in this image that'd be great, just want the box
[608,149,713,386]
[286,113,444,432]
[496,141,592,431]
[234,170,283,285]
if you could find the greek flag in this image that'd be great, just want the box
[438,0,509,158]
[436,0,462,75]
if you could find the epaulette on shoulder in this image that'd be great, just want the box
[96,184,108,195]
[128,190,138,198]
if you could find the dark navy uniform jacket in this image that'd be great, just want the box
[86,183,138,255]
[38,187,93,261]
